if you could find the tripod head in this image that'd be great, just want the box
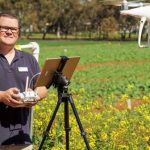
[52,71,70,89]
[51,56,70,89]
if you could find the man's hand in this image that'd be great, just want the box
[0,88,25,107]
[24,86,47,107]
[0,87,48,108]
[35,86,48,100]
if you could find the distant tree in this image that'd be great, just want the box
[95,4,119,40]
[101,16,118,39]
[119,14,138,40]
[77,0,103,38]
[0,0,39,37]
[0,0,139,40]
[38,0,82,39]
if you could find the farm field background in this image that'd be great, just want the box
[18,40,150,149]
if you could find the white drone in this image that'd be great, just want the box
[120,1,150,48]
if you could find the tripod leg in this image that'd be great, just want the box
[38,98,62,150]
[68,95,91,150]
[64,99,70,150]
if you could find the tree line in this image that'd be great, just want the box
[0,0,148,40]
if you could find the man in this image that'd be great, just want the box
[0,12,47,149]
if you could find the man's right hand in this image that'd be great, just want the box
[0,88,25,107]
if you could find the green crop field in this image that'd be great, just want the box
[18,40,150,149]
[18,40,150,102]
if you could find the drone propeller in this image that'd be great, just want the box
[120,5,150,19]
[98,0,150,10]
[122,0,149,8]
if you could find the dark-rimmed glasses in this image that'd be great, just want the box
[0,25,19,34]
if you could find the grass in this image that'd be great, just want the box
[17,40,150,102]
[18,40,150,64]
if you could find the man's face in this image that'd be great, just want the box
[0,16,19,46]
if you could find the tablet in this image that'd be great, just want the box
[35,56,80,88]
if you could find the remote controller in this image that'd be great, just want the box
[18,91,38,102]
[18,76,38,102]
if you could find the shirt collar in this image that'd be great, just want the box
[12,49,23,63]
[0,49,23,58]
[15,48,23,57]
[0,49,23,65]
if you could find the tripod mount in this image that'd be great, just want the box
[37,56,91,150]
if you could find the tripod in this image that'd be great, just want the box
[38,71,91,149]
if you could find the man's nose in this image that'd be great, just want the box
[6,28,12,33]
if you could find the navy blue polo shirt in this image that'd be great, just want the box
[0,49,40,145]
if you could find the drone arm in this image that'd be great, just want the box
[138,17,147,48]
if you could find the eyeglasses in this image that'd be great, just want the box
[0,25,19,33]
